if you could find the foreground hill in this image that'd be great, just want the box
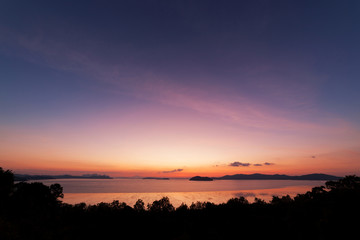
[1,167,359,240]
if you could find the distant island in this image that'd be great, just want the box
[188,173,341,181]
[14,173,112,181]
[143,177,170,180]
[189,176,214,181]
[214,173,341,181]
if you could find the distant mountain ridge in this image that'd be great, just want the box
[14,173,112,181]
[214,173,341,181]
[143,177,170,180]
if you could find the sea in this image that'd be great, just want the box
[34,178,325,207]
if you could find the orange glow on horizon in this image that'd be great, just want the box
[1,96,360,178]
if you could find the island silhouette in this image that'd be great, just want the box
[189,176,214,181]
[14,173,112,181]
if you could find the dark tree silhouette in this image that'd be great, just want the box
[326,175,360,191]
[11,181,63,213]
[253,197,267,205]
[147,197,174,212]
[189,201,215,210]
[226,196,249,206]
[271,194,293,205]
[176,202,188,212]
[50,183,64,200]
[0,167,14,201]
[133,199,145,212]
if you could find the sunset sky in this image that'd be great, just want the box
[1,1,360,177]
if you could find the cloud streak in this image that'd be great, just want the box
[0,31,334,128]
[162,169,183,174]
[229,162,251,167]
[1,27,356,136]
[229,162,275,167]
[264,162,275,166]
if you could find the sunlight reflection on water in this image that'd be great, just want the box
[34,179,324,207]
[63,186,312,207]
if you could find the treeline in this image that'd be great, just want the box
[1,167,360,240]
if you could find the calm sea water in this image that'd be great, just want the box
[37,179,325,207]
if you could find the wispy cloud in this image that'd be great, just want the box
[2,27,357,135]
[264,162,275,166]
[229,162,251,167]
[162,169,183,174]
[229,162,275,167]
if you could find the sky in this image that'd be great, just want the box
[1,0,360,177]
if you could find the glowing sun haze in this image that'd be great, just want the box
[1,1,360,177]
